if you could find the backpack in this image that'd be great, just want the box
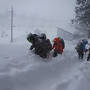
[35,39,52,58]
[27,33,39,43]
[39,39,52,52]
[58,37,65,49]
[75,42,83,52]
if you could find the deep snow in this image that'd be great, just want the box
[0,0,90,90]
[0,27,90,90]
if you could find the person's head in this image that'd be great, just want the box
[40,33,46,40]
[27,33,33,43]
[28,32,32,37]
[53,37,59,43]
[82,39,88,44]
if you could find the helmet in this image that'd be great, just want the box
[27,33,33,42]
[28,33,32,37]
[40,33,46,39]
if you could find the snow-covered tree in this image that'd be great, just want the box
[74,0,90,38]
[75,0,90,27]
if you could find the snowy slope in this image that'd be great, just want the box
[0,29,90,90]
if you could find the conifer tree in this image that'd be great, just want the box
[75,0,90,27]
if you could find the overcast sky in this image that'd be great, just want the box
[0,0,75,21]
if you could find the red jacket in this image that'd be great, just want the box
[52,38,63,54]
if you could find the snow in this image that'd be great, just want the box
[0,27,90,90]
[0,0,90,90]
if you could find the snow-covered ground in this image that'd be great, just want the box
[0,26,90,90]
[0,0,90,90]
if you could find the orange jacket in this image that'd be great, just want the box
[52,38,63,54]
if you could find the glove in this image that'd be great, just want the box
[30,45,33,50]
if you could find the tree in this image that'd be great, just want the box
[75,0,90,27]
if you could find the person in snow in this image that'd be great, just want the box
[75,39,88,59]
[27,33,40,51]
[52,37,64,57]
[27,33,52,58]
[86,48,90,61]
[37,33,52,58]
